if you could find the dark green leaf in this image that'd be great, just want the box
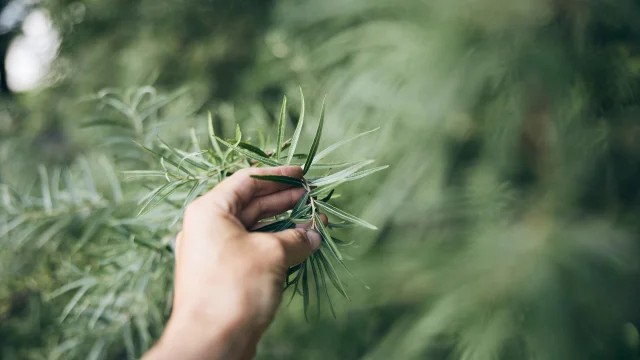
[302,96,326,175]
[208,112,224,159]
[250,175,304,187]
[252,219,293,233]
[237,142,269,158]
[302,261,309,321]
[320,190,335,202]
[309,254,321,320]
[314,253,336,318]
[314,212,342,260]
[276,95,287,159]
[215,136,281,167]
[316,249,349,300]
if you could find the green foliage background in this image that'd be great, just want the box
[2,0,640,359]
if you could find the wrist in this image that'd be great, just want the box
[146,308,258,360]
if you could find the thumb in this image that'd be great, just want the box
[271,228,322,267]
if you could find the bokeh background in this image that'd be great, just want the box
[2,0,640,359]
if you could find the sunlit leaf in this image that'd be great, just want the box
[315,201,377,230]
[314,127,380,162]
[287,88,305,165]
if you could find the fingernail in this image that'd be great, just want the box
[306,230,322,251]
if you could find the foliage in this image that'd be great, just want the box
[1,89,385,358]
[3,0,640,359]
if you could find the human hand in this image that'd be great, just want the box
[143,166,322,360]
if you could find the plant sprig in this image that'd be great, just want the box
[134,90,385,319]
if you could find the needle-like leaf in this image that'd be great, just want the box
[315,201,377,230]
[276,96,287,159]
[313,127,380,162]
[250,175,305,187]
[302,96,326,174]
[237,142,269,158]
[287,88,305,165]
[208,112,224,160]
[214,136,281,167]
[314,211,342,260]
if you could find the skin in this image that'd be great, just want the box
[143,166,323,360]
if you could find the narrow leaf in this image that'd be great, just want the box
[250,175,305,187]
[80,118,133,130]
[315,201,377,230]
[316,249,349,300]
[314,212,342,260]
[302,96,326,175]
[344,165,389,182]
[309,254,321,319]
[287,88,305,165]
[230,142,267,159]
[276,95,287,159]
[208,112,224,160]
[314,127,380,162]
[215,136,281,167]
[302,260,309,321]
[252,219,294,233]
[309,160,374,187]
[314,253,336,317]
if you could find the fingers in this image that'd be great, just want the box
[239,187,306,227]
[205,166,303,215]
[270,228,322,267]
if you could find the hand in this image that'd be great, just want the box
[143,166,322,360]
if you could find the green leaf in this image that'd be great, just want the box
[287,265,304,306]
[314,212,342,260]
[320,189,335,202]
[252,219,294,233]
[309,181,343,197]
[135,142,194,176]
[315,201,377,230]
[235,124,242,142]
[138,180,190,216]
[215,136,281,167]
[302,96,326,175]
[314,127,380,162]
[309,160,374,187]
[236,142,269,158]
[158,138,209,171]
[287,88,305,165]
[38,165,52,213]
[250,175,305,187]
[328,222,357,229]
[309,254,321,319]
[314,253,336,318]
[316,249,349,300]
[276,95,287,159]
[208,112,224,160]
[302,261,309,321]
[80,117,133,130]
[344,165,389,182]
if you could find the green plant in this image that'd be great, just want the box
[132,89,387,320]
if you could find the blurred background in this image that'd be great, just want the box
[2,0,640,359]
